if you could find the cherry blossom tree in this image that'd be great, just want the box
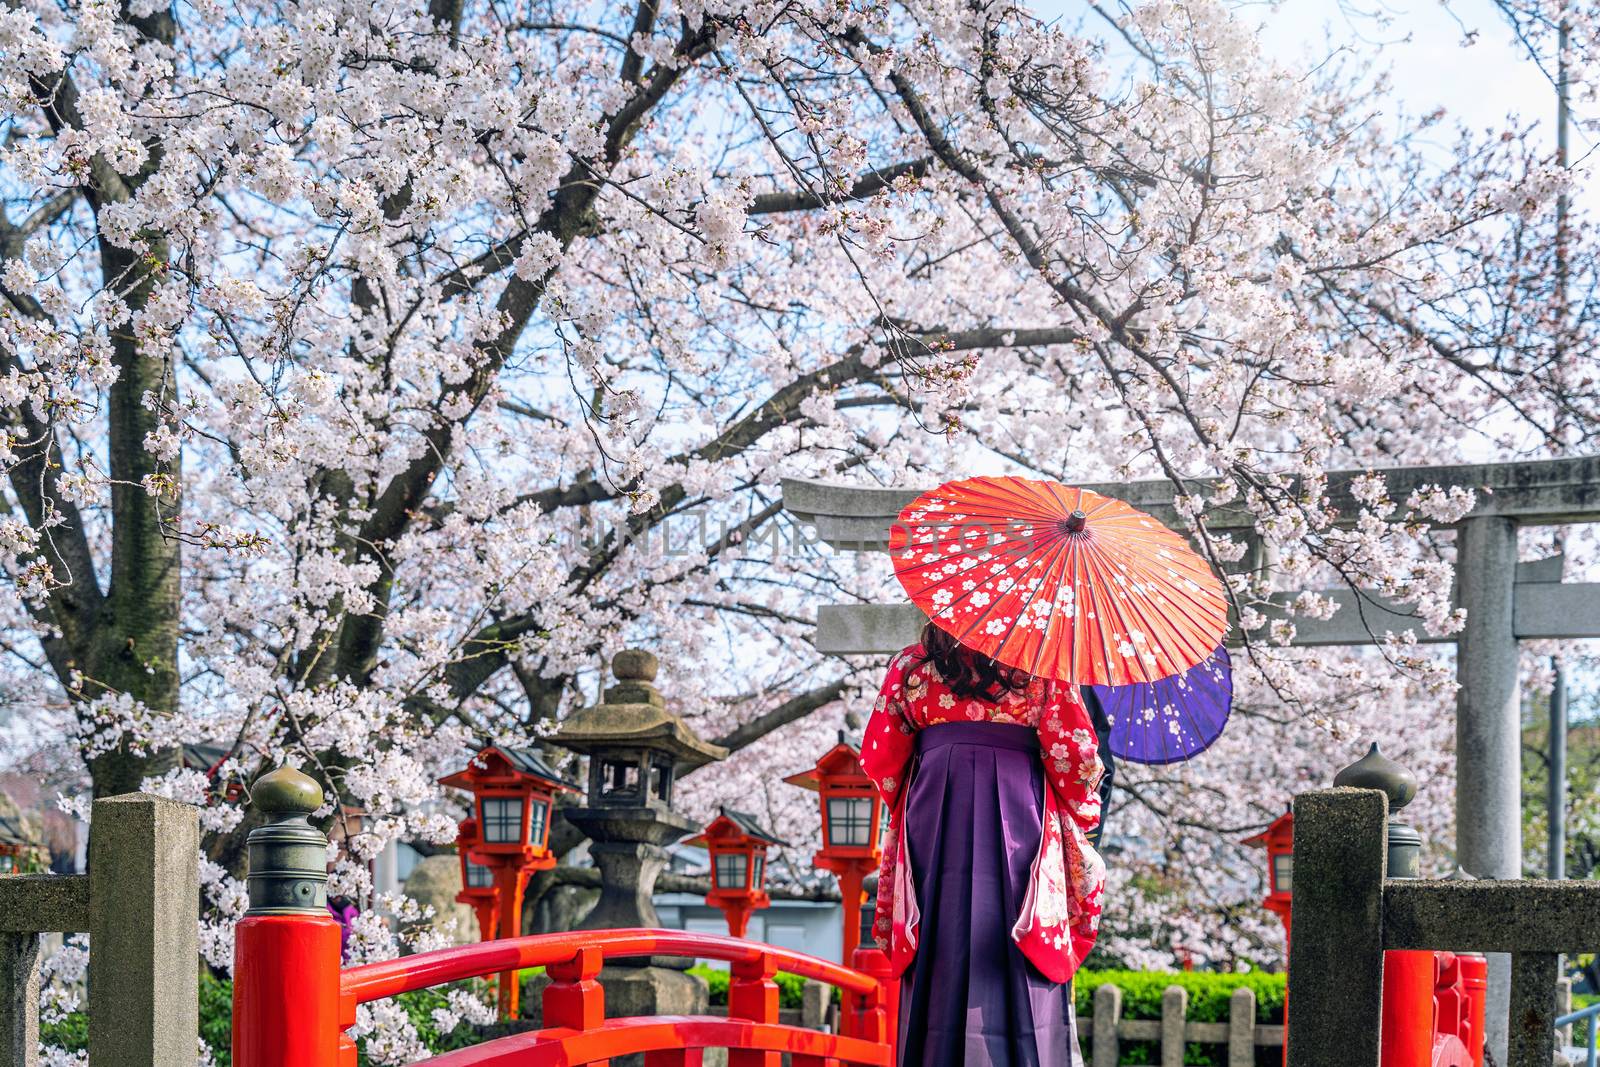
[2,0,1597,1054]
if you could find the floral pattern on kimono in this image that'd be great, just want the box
[859,644,1106,985]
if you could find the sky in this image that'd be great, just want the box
[1254,0,1577,165]
[1034,0,1586,195]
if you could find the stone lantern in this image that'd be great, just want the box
[550,648,728,1021]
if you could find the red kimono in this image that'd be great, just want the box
[859,644,1107,984]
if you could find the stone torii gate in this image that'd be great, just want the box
[781,455,1600,1062]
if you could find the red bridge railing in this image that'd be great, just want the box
[233,912,898,1067]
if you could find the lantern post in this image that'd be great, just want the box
[439,745,580,1019]
[784,732,885,961]
[1243,806,1294,1067]
[687,807,787,938]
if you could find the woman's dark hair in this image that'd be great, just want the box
[915,622,1033,702]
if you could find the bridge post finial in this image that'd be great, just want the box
[245,766,330,915]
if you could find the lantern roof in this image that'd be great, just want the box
[438,743,582,793]
[782,731,867,792]
[1240,807,1294,849]
[686,806,789,849]
[551,649,728,772]
[181,742,232,775]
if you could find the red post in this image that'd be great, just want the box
[490,861,529,1019]
[846,944,894,1048]
[544,945,605,1031]
[836,866,866,961]
[1379,950,1436,1067]
[470,898,498,942]
[541,946,607,1067]
[719,900,755,939]
[729,951,780,1067]
[233,913,343,1067]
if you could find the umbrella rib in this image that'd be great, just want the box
[1080,535,1132,685]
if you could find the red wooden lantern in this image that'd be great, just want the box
[784,733,885,960]
[453,817,498,942]
[1241,807,1293,943]
[686,807,787,938]
[439,745,580,1018]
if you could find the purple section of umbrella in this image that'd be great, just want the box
[1090,645,1232,765]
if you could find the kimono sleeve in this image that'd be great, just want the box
[860,649,919,953]
[1037,685,1104,847]
[859,649,918,813]
[1007,685,1107,980]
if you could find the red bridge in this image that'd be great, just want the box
[232,915,899,1067]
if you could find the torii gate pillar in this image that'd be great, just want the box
[1455,516,1522,1064]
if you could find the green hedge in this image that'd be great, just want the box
[686,964,839,1009]
[1074,970,1287,1067]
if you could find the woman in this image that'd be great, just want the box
[860,624,1107,1066]
[327,895,359,960]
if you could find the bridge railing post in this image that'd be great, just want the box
[729,950,780,1067]
[232,768,345,1067]
[87,792,200,1067]
[543,945,605,1031]
[844,945,893,1047]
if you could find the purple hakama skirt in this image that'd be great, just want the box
[897,722,1080,1067]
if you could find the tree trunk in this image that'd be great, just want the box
[81,235,182,798]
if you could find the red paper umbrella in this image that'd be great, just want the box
[891,476,1229,686]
